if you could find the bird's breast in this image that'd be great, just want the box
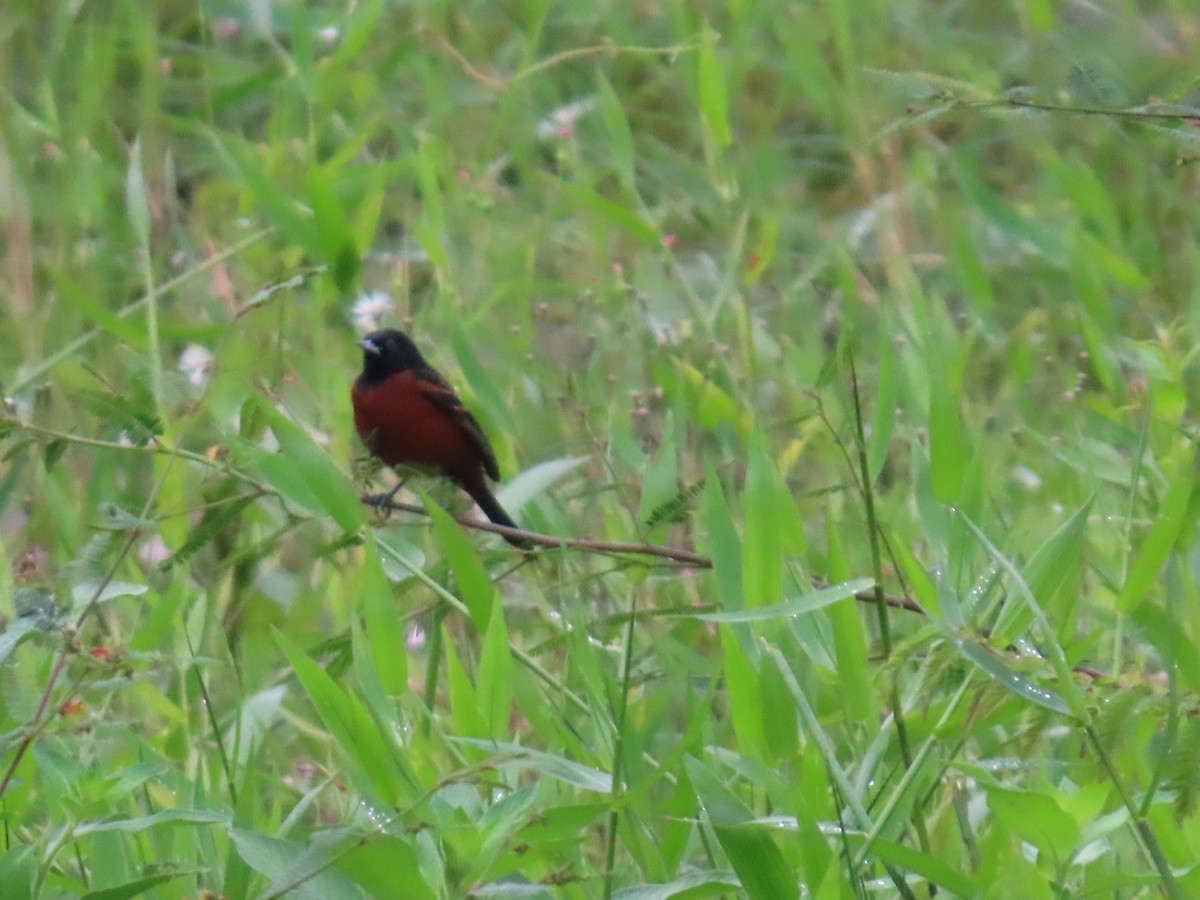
[352,372,480,485]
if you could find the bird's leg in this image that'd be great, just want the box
[365,478,407,509]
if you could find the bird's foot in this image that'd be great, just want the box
[364,481,406,509]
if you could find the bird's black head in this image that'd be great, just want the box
[357,329,429,385]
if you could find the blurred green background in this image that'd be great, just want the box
[2,1,1200,897]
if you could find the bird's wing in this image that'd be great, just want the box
[413,367,502,481]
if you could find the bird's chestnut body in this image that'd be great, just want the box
[351,328,527,546]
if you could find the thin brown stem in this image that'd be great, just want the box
[999,98,1199,121]
[360,494,1113,686]
[0,529,142,803]
[364,495,713,568]
[4,422,263,489]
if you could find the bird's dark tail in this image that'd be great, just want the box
[467,485,533,549]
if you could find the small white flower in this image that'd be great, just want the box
[536,97,597,139]
[178,344,214,387]
[1012,465,1042,491]
[318,25,340,42]
[212,16,240,38]
[406,624,426,651]
[649,316,681,346]
[352,290,394,333]
[138,535,170,565]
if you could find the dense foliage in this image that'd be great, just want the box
[2,1,1199,897]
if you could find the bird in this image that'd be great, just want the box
[351,328,530,548]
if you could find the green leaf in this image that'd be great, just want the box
[213,134,320,252]
[695,579,873,623]
[868,330,899,481]
[697,23,733,148]
[0,617,40,666]
[1026,429,1139,488]
[236,269,323,319]
[742,432,783,609]
[336,835,435,900]
[684,755,754,826]
[892,540,940,619]
[124,135,150,248]
[477,595,513,739]
[845,834,979,898]
[551,177,659,244]
[496,455,588,512]
[242,445,322,516]
[991,500,1090,645]
[988,787,1080,863]
[412,220,450,273]
[644,479,706,531]
[637,411,679,533]
[597,71,635,191]
[719,625,764,756]
[353,178,388,261]
[953,638,1071,715]
[229,686,287,775]
[516,803,608,843]
[165,493,258,568]
[952,157,1064,264]
[1068,239,1114,336]
[425,495,497,630]
[229,828,361,900]
[758,651,798,762]
[53,272,147,345]
[358,538,407,694]
[43,438,67,470]
[0,846,34,900]
[1053,155,1121,243]
[285,3,314,80]
[1089,235,1148,291]
[251,395,365,532]
[825,510,875,728]
[95,502,156,531]
[455,739,612,791]
[74,808,229,836]
[960,512,1088,719]
[83,869,196,900]
[308,163,359,292]
[445,628,488,740]
[1118,472,1194,614]
[713,824,799,900]
[71,580,147,613]
[324,0,387,74]
[743,215,778,286]
[413,133,445,235]
[348,619,419,800]
[948,219,994,313]
[102,762,171,799]
[477,785,538,863]
[703,466,743,609]
[669,360,751,438]
[275,628,401,803]
[610,870,741,899]
[685,756,798,900]
[928,369,965,504]
[761,645,867,827]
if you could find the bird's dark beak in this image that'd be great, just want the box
[359,338,381,355]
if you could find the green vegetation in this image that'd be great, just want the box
[3,1,1199,897]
